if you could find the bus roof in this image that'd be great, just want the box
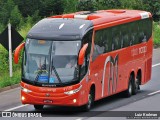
[27,18,93,40]
[27,10,152,40]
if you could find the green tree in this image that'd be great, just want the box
[10,5,23,28]
[142,0,160,21]
[13,0,41,17]
[40,0,64,17]
[0,0,15,25]
[119,0,143,9]
[64,0,77,13]
[95,0,121,10]
[77,0,96,11]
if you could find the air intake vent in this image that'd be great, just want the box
[79,11,96,15]
[106,10,126,14]
[74,15,88,20]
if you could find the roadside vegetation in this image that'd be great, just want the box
[153,22,160,47]
[0,0,160,88]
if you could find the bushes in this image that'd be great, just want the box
[0,0,159,30]
[0,70,21,88]
[10,5,23,29]
[77,0,160,21]
[153,22,160,47]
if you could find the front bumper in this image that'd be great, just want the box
[21,82,87,106]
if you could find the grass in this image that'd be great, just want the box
[153,22,160,47]
[19,22,33,38]
[0,44,22,88]
[0,70,21,88]
[0,23,31,89]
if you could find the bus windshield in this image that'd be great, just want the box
[23,39,81,85]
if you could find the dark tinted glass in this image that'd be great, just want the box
[112,27,121,50]
[93,18,152,59]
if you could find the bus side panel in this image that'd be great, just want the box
[80,77,91,106]
[90,49,131,100]
[109,49,130,94]
[143,38,153,84]
[89,58,103,101]
[123,46,135,91]
[133,42,146,85]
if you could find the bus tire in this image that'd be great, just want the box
[132,76,139,95]
[124,75,134,97]
[137,73,141,90]
[83,89,94,111]
[34,105,44,110]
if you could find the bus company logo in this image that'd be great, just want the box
[45,93,50,97]
[102,54,119,97]
[131,46,147,56]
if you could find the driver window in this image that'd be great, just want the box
[80,30,93,78]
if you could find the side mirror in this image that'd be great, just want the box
[78,43,88,65]
[14,42,25,64]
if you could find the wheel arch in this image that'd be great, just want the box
[90,84,96,101]
[129,71,135,81]
[136,69,142,85]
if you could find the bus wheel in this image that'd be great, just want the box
[132,78,140,95]
[34,105,44,110]
[83,89,94,111]
[124,75,134,97]
[133,74,141,95]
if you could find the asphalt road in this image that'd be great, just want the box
[0,48,160,120]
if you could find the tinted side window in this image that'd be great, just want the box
[129,22,139,45]
[83,31,92,56]
[93,30,105,60]
[104,28,112,52]
[138,20,146,43]
[112,26,121,50]
[81,30,93,77]
[121,24,130,47]
[145,18,152,41]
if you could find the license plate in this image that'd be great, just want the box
[44,100,53,103]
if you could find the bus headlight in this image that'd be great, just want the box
[64,85,82,95]
[21,96,25,101]
[21,87,32,93]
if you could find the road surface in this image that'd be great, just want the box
[0,49,160,120]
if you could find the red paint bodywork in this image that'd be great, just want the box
[21,10,153,106]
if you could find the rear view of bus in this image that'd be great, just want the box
[14,10,153,111]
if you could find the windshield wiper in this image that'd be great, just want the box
[34,57,47,83]
[51,59,62,84]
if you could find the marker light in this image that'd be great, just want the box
[64,85,82,95]
[21,96,25,101]
[21,87,32,93]
[73,99,77,103]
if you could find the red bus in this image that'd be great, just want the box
[14,10,153,111]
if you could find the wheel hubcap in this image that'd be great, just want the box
[129,82,132,94]
[135,79,139,90]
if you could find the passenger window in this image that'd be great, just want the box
[112,27,121,50]
[93,30,105,61]
[138,20,147,43]
[104,28,112,52]
[121,25,129,48]
[144,18,152,41]
[130,22,139,45]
